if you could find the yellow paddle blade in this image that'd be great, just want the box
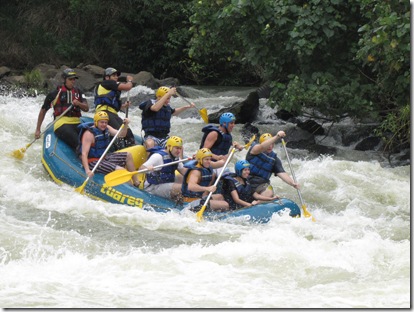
[75,180,88,194]
[196,204,208,222]
[104,169,135,187]
[10,142,33,159]
[302,204,316,221]
[199,108,209,123]
[10,147,26,159]
[244,135,256,149]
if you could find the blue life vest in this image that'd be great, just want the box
[78,122,110,159]
[222,173,253,208]
[94,84,122,111]
[139,99,173,135]
[181,164,213,198]
[199,125,233,157]
[246,143,277,181]
[145,147,178,185]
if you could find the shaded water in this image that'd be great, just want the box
[0,86,410,308]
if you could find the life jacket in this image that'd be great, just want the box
[181,164,213,199]
[78,122,110,160]
[246,142,277,181]
[94,83,122,111]
[222,172,253,207]
[199,125,232,158]
[145,146,178,185]
[52,85,82,118]
[139,99,172,135]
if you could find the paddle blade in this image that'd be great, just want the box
[10,142,33,159]
[196,204,207,222]
[104,169,134,187]
[11,147,26,159]
[75,180,88,194]
[302,204,316,221]
[244,135,256,149]
[199,108,209,123]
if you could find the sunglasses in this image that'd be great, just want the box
[68,77,77,81]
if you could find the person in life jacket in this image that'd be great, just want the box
[221,160,281,210]
[199,112,244,163]
[79,111,140,186]
[35,68,89,149]
[139,136,189,200]
[181,148,229,212]
[246,131,299,197]
[94,67,136,150]
[139,86,195,150]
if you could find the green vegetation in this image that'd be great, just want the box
[23,69,43,89]
[0,0,410,154]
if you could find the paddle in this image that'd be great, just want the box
[75,124,125,194]
[242,134,256,150]
[104,156,193,187]
[176,92,208,124]
[11,104,74,159]
[196,146,237,222]
[125,91,130,118]
[281,138,315,221]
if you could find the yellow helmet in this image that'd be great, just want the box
[259,133,272,144]
[156,86,170,98]
[166,136,183,152]
[94,111,109,126]
[196,148,213,165]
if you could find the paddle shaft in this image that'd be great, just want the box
[196,147,237,221]
[91,124,125,175]
[176,92,208,122]
[104,157,193,186]
[125,91,129,118]
[135,157,192,175]
[281,139,314,220]
[281,139,303,202]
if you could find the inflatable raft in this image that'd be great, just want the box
[41,117,301,223]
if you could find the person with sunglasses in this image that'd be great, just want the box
[35,68,89,149]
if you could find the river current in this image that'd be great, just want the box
[0,85,410,308]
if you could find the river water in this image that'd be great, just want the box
[0,85,410,308]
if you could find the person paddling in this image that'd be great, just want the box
[139,136,188,200]
[79,111,139,186]
[246,131,299,197]
[221,160,281,210]
[35,68,89,149]
[181,148,229,212]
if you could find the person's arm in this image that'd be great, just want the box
[73,91,89,112]
[118,75,134,112]
[187,170,216,194]
[81,132,94,178]
[108,118,129,138]
[117,75,134,92]
[34,108,47,139]
[139,153,163,172]
[250,130,286,155]
[276,172,300,189]
[253,192,280,202]
[173,101,195,115]
[210,159,226,169]
[151,87,176,112]
[35,93,54,138]
[230,189,252,207]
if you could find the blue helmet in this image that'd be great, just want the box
[219,112,236,128]
[235,160,250,176]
